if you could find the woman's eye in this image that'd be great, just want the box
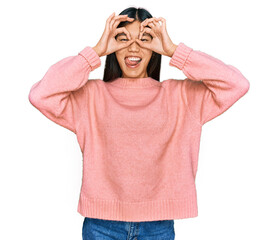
[141,39,148,42]
[120,39,128,41]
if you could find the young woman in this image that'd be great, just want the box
[28,6,250,240]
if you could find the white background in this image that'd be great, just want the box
[1,0,277,239]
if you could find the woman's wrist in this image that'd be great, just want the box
[167,44,178,58]
[92,46,102,57]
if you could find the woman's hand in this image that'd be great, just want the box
[93,12,135,57]
[135,17,177,57]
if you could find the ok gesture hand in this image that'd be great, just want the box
[93,12,135,57]
[135,17,177,57]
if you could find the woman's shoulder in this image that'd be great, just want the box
[161,78,184,89]
[86,79,103,87]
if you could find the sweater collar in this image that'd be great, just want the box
[108,77,161,88]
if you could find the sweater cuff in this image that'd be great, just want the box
[78,46,101,71]
[169,42,193,70]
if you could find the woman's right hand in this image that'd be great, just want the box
[93,12,135,57]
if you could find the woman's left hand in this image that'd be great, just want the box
[135,17,177,57]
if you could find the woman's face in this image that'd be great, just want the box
[115,20,153,78]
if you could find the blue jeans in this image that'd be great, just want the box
[82,217,175,240]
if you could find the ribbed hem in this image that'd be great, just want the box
[78,46,101,71]
[169,42,193,70]
[77,191,198,222]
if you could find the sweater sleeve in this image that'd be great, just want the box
[169,42,250,126]
[28,46,101,133]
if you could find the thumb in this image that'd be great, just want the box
[126,39,136,46]
[116,39,134,51]
[135,39,144,48]
[135,39,151,50]
[121,39,135,48]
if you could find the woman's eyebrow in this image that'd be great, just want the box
[116,32,152,38]
[116,33,127,38]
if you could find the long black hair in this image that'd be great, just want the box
[103,7,162,82]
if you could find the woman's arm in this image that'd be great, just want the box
[169,42,250,126]
[28,47,101,133]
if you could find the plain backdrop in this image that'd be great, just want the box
[1,0,277,239]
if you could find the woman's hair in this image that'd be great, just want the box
[103,7,162,82]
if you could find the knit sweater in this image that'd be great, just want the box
[28,42,250,222]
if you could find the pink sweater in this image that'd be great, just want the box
[28,42,250,222]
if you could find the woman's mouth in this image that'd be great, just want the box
[124,57,142,68]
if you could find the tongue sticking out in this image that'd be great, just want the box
[125,58,141,66]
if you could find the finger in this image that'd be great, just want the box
[124,39,135,47]
[113,15,133,21]
[140,27,156,39]
[140,19,156,31]
[112,17,134,30]
[113,27,131,40]
[150,19,159,28]
[141,17,156,25]
[106,12,115,22]
[140,18,157,31]
[156,17,166,27]
[105,12,115,29]
[135,38,152,50]
[135,38,143,47]
[140,19,149,31]
[140,18,150,31]
[148,18,161,29]
[110,15,134,30]
[148,22,155,29]
[152,18,161,27]
[110,15,128,30]
[116,39,135,51]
